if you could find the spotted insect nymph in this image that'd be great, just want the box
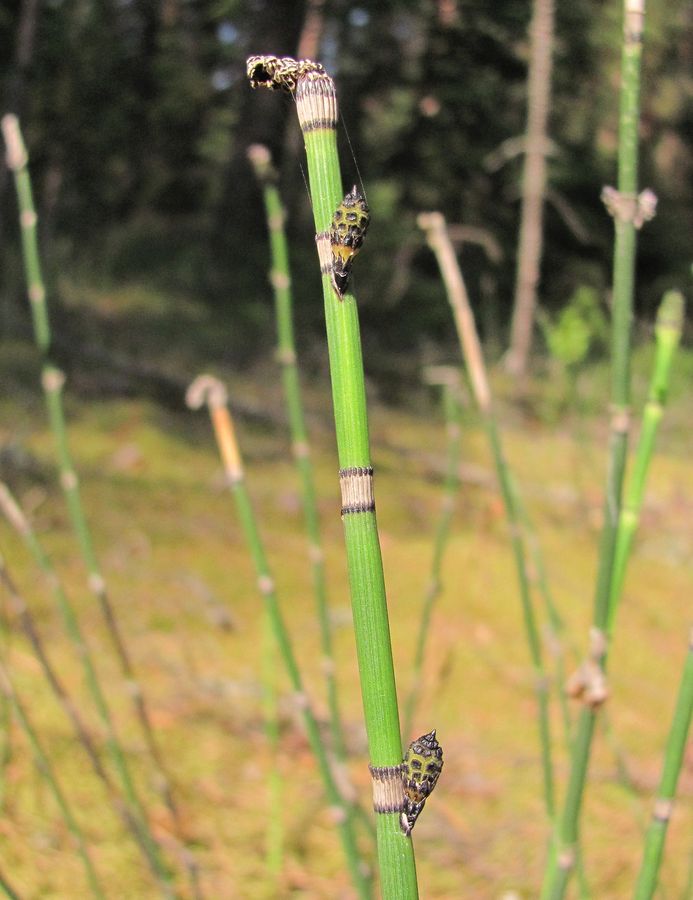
[329,186,370,299]
[400,729,443,835]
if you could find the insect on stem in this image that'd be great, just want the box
[400,730,444,835]
[329,186,370,300]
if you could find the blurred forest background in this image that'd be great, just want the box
[0,0,691,383]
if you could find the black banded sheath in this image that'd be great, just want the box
[339,466,375,516]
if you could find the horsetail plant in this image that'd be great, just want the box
[247,56,421,898]
[0,662,105,900]
[246,142,348,764]
[0,114,186,850]
[541,1,656,894]
[0,483,198,895]
[607,289,684,635]
[633,629,693,899]
[0,551,175,897]
[260,590,283,881]
[185,375,370,899]
[418,211,555,821]
[402,367,464,743]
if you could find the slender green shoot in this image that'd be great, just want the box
[607,290,684,635]
[0,631,11,815]
[402,367,463,742]
[261,605,283,881]
[247,57,420,897]
[633,630,693,899]
[417,211,555,821]
[541,1,651,894]
[0,867,22,900]
[186,375,371,899]
[0,114,185,846]
[0,662,105,899]
[247,143,349,763]
[0,483,191,894]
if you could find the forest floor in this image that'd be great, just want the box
[0,282,691,899]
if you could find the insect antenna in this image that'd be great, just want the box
[339,110,368,204]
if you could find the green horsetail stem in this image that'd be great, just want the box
[0,115,189,868]
[0,484,187,895]
[417,212,555,821]
[273,65,420,898]
[247,143,349,764]
[633,630,693,899]
[607,290,684,635]
[185,375,371,899]
[402,368,463,742]
[541,2,650,896]
[0,663,105,900]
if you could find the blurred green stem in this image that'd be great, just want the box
[261,607,283,881]
[402,370,463,742]
[418,211,555,821]
[0,114,184,847]
[247,143,348,763]
[0,867,21,900]
[186,376,370,899]
[0,551,174,897]
[541,2,648,894]
[633,630,693,899]
[607,291,684,635]
[0,484,185,894]
[0,661,105,900]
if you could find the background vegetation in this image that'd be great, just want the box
[1,0,691,379]
[0,0,691,897]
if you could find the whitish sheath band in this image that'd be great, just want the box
[339,466,375,515]
[653,798,673,823]
[295,72,338,132]
[315,231,332,274]
[369,765,404,814]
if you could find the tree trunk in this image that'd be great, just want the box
[505,0,555,379]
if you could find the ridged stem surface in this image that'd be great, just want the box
[290,71,418,898]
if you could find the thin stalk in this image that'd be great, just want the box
[607,290,684,635]
[0,663,105,899]
[0,483,192,894]
[0,114,184,842]
[521,504,574,753]
[541,2,647,894]
[633,630,693,899]
[276,64,419,898]
[402,369,463,742]
[683,849,693,900]
[0,552,174,897]
[0,868,22,900]
[261,606,283,881]
[0,608,11,815]
[417,211,555,821]
[247,143,348,763]
[0,686,10,812]
[185,376,370,899]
